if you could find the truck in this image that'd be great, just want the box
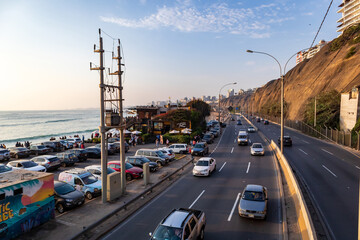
[149,208,206,240]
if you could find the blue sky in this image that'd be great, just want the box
[0,0,340,110]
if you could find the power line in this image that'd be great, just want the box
[309,0,333,49]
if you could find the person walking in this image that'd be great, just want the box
[155,138,159,148]
[166,139,170,147]
[160,135,163,145]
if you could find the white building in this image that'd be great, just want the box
[296,40,327,64]
[340,86,360,131]
[337,0,360,34]
[227,89,235,98]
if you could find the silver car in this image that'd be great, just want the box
[250,143,265,156]
[238,184,268,219]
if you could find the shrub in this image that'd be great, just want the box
[142,133,156,144]
[92,137,101,143]
[345,46,356,59]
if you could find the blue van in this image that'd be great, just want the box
[58,168,102,199]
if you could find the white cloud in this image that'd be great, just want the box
[302,12,313,16]
[246,61,255,66]
[101,1,293,38]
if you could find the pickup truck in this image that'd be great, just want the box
[149,208,206,240]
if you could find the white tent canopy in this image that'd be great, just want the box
[132,130,142,135]
[124,129,132,134]
[169,130,180,134]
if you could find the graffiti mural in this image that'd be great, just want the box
[0,173,55,240]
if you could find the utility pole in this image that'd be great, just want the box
[314,97,317,127]
[90,29,107,204]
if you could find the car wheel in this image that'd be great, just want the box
[157,161,162,167]
[56,203,65,213]
[198,227,205,240]
[214,164,216,171]
[126,173,132,181]
[86,192,93,200]
[61,162,67,168]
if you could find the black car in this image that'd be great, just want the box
[126,156,158,172]
[66,149,88,161]
[29,145,51,156]
[84,147,101,158]
[278,136,292,146]
[202,134,214,144]
[8,147,31,159]
[56,153,78,167]
[41,141,63,152]
[237,120,242,125]
[264,120,269,125]
[220,122,227,128]
[54,181,85,213]
[191,142,209,156]
[94,143,115,155]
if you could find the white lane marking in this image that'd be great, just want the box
[56,219,76,227]
[219,162,227,172]
[321,148,334,155]
[249,139,252,144]
[294,136,300,140]
[234,139,236,143]
[322,165,337,178]
[298,148,308,155]
[246,162,251,173]
[189,190,205,208]
[302,140,310,144]
[231,147,234,153]
[356,166,360,170]
[227,193,241,222]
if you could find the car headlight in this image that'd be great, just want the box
[65,199,73,202]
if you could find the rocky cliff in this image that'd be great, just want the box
[222,24,360,120]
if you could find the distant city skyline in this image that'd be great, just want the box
[0,0,340,110]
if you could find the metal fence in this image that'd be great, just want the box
[259,115,359,150]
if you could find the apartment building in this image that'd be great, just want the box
[337,0,360,33]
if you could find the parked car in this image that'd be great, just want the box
[29,145,51,156]
[0,149,11,161]
[125,156,158,172]
[31,155,61,171]
[56,153,78,167]
[278,136,293,146]
[54,181,85,213]
[8,147,31,159]
[67,138,82,144]
[58,168,102,199]
[66,148,88,161]
[192,157,216,177]
[111,141,130,153]
[94,143,116,155]
[209,129,219,138]
[59,140,73,149]
[108,161,143,181]
[41,141,63,152]
[84,147,101,158]
[247,126,256,133]
[238,184,268,220]
[135,149,169,166]
[149,208,206,240]
[168,144,189,154]
[85,165,116,179]
[158,148,175,161]
[7,160,46,172]
[250,143,265,156]
[202,134,214,144]
[191,142,209,156]
[264,120,269,125]
[0,164,12,174]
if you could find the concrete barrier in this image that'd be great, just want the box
[270,140,317,240]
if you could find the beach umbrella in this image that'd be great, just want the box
[181,129,191,134]
[132,130,142,135]
[124,129,132,134]
[169,130,180,134]
[182,128,192,132]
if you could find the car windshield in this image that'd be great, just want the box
[249,127,254,129]
[196,160,209,166]
[243,191,265,201]
[252,144,263,148]
[125,162,134,170]
[140,157,150,163]
[0,150,9,154]
[37,145,46,149]
[22,161,38,168]
[17,148,28,151]
[194,144,204,148]
[107,168,116,174]
[156,151,166,157]
[81,174,98,185]
[48,157,59,162]
[55,183,76,195]
[203,135,211,138]
[152,226,182,240]
[0,165,12,173]
[239,135,247,138]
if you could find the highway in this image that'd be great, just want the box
[251,117,359,240]
[103,119,284,240]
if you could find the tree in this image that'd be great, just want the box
[186,100,210,118]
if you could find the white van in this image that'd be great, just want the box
[237,131,249,145]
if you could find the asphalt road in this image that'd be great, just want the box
[251,117,359,240]
[103,119,283,240]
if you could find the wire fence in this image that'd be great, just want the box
[258,115,360,150]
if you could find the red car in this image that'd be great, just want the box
[107,161,143,181]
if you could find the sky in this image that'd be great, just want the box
[0,0,341,111]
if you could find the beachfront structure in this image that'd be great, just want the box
[296,40,327,64]
[0,170,54,239]
[337,0,360,34]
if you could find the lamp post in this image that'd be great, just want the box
[219,82,237,122]
[246,48,309,154]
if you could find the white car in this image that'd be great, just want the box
[0,164,12,174]
[158,148,175,161]
[85,165,116,179]
[192,157,216,176]
[250,143,265,156]
[0,149,10,161]
[7,160,46,172]
[168,144,188,154]
[247,126,256,133]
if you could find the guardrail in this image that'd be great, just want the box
[270,140,317,240]
[71,155,194,240]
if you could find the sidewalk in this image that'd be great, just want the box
[20,145,193,240]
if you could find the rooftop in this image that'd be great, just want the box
[0,169,53,189]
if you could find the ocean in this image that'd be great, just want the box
[0,109,101,147]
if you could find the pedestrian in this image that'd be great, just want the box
[166,139,170,147]
[155,138,159,148]
[91,133,93,139]
[80,142,85,149]
[160,135,163,145]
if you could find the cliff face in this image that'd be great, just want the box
[222,26,360,120]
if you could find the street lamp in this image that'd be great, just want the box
[219,82,237,122]
[246,48,309,153]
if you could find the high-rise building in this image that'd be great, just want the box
[337,0,360,34]
[227,89,235,98]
